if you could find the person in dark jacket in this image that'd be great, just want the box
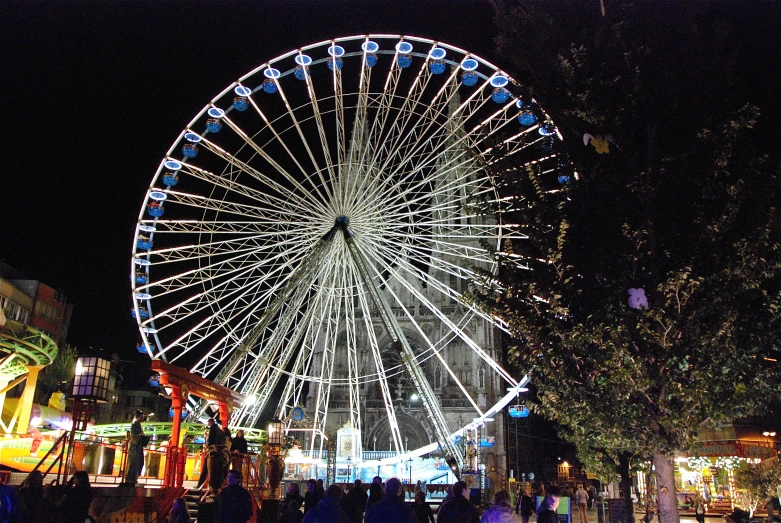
[413,490,434,523]
[437,481,479,523]
[231,429,249,472]
[167,497,191,523]
[232,430,249,454]
[304,479,321,514]
[18,470,53,523]
[364,478,415,523]
[0,475,20,523]
[216,470,253,523]
[281,500,304,523]
[302,484,347,523]
[343,480,368,523]
[285,483,305,511]
[516,489,534,523]
[207,419,228,490]
[223,427,232,452]
[480,490,519,523]
[57,471,93,523]
[124,410,146,484]
[535,486,562,523]
[366,482,383,512]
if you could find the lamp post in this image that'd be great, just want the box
[66,357,110,485]
[347,456,352,482]
[263,418,285,523]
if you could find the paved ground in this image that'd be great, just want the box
[526,506,715,523]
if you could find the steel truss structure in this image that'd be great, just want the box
[131,35,565,468]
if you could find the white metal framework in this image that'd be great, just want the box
[131,35,562,466]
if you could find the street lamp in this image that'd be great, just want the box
[267,418,285,493]
[263,418,285,523]
[67,357,110,485]
[408,457,414,494]
[763,431,776,452]
[347,456,352,482]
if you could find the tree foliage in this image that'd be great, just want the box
[735,461,781,517]
[469,2,781,522]
[33,344,78,405]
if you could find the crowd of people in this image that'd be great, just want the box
[257,476,575,523]
[0,469,93,523]
[0,408,592,523]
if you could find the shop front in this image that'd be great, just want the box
[675,440,776,514]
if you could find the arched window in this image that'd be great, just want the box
[434,365,442,389]
[478,364,486,389]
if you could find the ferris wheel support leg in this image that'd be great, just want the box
[340,226,464,473]
[191,227,339,422]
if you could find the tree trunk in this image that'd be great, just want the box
[618,452,635,523]
[652,451,680,523]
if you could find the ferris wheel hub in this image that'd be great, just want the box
[334,215,350,228]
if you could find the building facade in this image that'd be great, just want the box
[0,262,72,347]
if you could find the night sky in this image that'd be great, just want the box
[1,1,779,368]
[0,1,499,361]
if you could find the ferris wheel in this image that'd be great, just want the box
[131,35,566,468]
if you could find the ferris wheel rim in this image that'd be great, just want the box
[130,35,566,459]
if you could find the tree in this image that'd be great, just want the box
[33,344,78,406]
[468,3,781,522]
[735,461,781,517]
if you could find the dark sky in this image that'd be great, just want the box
[1,1,779,365]
[0,1,500,358]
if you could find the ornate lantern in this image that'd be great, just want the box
[266,418,285,497]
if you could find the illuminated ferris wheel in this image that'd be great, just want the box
[131,35,565,468]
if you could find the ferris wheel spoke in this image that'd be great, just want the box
[200,233,337,407]
[343,269,362,439]
[177,162,321,220]
[142,236,311,299]
[274,69,338,205]
[385,257,518,386]
[232,293,322,426]
[359,59,404,179]
[280,322,323,425]
[331,67,348,205]
[343,48,375,207]
[354,267,404,452]
[243,94,339,208]
[308,271,345,448]
[366,239,510,337]
[145,232,308,267]
[140,220,275,235]
[195,129,332,215]
[368,72,462,197]
[160,189,299,222]
[146,219,319,238]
